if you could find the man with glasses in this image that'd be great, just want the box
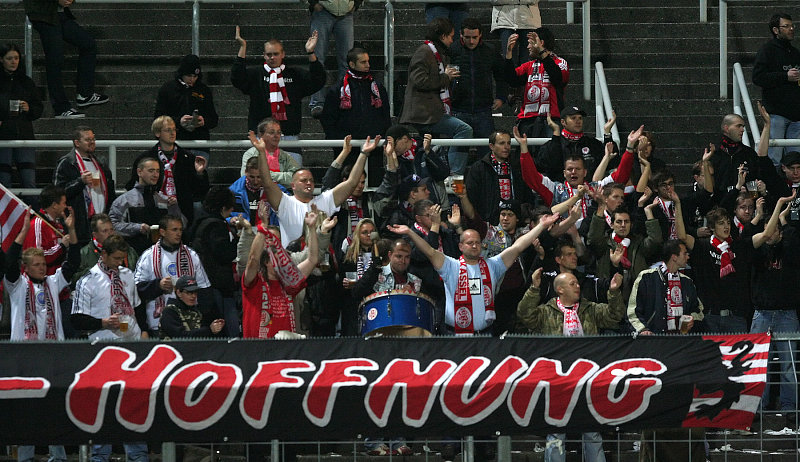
[125,116,209,225]
[753,13,800,167]
[239,118,300,188]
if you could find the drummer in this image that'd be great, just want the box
[352,239,422,300]
[388,212,560,336]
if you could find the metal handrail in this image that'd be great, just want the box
[593,61,620,146]
[732,62,759,147]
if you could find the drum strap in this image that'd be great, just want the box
[453,257,493,334]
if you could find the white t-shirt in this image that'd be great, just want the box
[5,270,68,341]
[73,264,143,340]
[134,243,210,330]
[277,190,340,244]
[436,255,507,333]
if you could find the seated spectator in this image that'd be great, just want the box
[71,235,146,340]
[187,186,245,337]
[110,157,185,254]
[231,156,282,228]
[534,106,618,182]
[126,115,210,225]
[466,129,535,224]
[73,213,138,285]
[400,18,473,175]
[0,43,43,189]
[159,275,225,339]
[240,211,320,338]
[134,214,210,337]
[154,54,218,162]
[54,125,115,246]
[252,132,379,243]
[240,118,300,187]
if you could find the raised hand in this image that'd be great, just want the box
[604,141,617,158]
[361,135,380,154]
[702,143,715,162]
[248,130,266,152]
[506,33,518,54]
[194,155,207,174]
[384,135,395,156]
[429,204,442,226]
[423,133,432,152]
[609,245,624,267]
[758,100,770,124]
[341,135,352,155]
[546,112,560,134]
[305,30,319,53]
[637,186,653,208]
[627,125,645,147]
[304,208,319,229]
[576,184,589,198]
[448,204,461,227]
[603,111,617,134]
[235,26,246,47]
[257,200,270,223]
[609,273,623,291]
[386,224,411,235]
[538,213,561,229]
[531,267,543,288]
[321,215,338,233]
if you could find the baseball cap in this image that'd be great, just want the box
[175,275,200,292]
[398,174,430,201]
[561,105,587,118]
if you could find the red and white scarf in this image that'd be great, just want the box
[453,256,493,334]
[152,240,194,318]
[491,153,512,200]
[264,64,290,121]
[710,235,736,278]
[657,197,677,239]
[660,263,683,331]
[156,145,178,199]
[23,275,58,340]
[733,216,744,234]
[346,197,364,235]
[556,297,583,337]
[400,138,417,161]
[259,224,306,294]
[612,232,631,269]
[98,260,134,317]
[424,41,452,115]
[259,278,295,338]
[75,151,108,217]
[414,223,443,251]
[340,69,382,109]
[561,129,583,141]
[565,183,589,219]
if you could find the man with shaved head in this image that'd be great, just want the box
[709,113,774,197]
[517,267,624,462]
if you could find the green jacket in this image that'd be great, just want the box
[516,285,624,335]
[240,147,300,188]
[71,242,139,286]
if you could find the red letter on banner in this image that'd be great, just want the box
[365,359,456,427]
[0,377,50,399]
[66,345,182,432]
[441,356,527,425]
[303,359,378,426]
[508,358,599,426]
[240,361,316,429]
[165,361,243,430]
[587,359,666,425]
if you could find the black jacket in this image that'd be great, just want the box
[449,41,507,113]
[751,226,800,310]
[53,151,116,245]
[320,72,391,140]
[710,136,774,197]
[231,57,325,134]
[188,210,238,295]
[753,37,800,121]
[126,143,210,225]
[536,133,615,182]
[466,152,535,225]
[0,68,43,140]
[154,78,219,141]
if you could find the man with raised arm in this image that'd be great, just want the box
[250,131,379,243]
[241,209,320,338]
[516,124,638,227]
[388,212,559,335]
[232,26,326,134]
[674,188,796,333]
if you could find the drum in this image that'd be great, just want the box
[359,290,435,337]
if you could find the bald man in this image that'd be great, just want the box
[389,213,559,336]
[516,269,623,462]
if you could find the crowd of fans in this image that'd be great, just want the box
[2,1,800,460]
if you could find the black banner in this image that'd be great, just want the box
[0,334,768,444]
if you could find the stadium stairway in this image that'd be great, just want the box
[0,0,795,189]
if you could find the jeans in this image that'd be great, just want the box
[751,309,799,411]
[32,12,97,113]
[212,288,241,338]
[545,433,605,462]
[703,312,749,334]
[309,9,354,107]
[452,109,495,158]
[417,114,473,175]
[425,5,469,41]
[499,28,534,68]
[17,445,66,462]
[91,443,149,462]
[0,147,36,188]
[768,114,800,167]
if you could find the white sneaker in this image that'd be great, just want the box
[55,108,85,119]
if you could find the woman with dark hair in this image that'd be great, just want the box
[0,43,43,188]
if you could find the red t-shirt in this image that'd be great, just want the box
[242,274,294,339]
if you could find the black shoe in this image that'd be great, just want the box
[76,92,109,107]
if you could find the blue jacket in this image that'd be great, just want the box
[228,176,284,226]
